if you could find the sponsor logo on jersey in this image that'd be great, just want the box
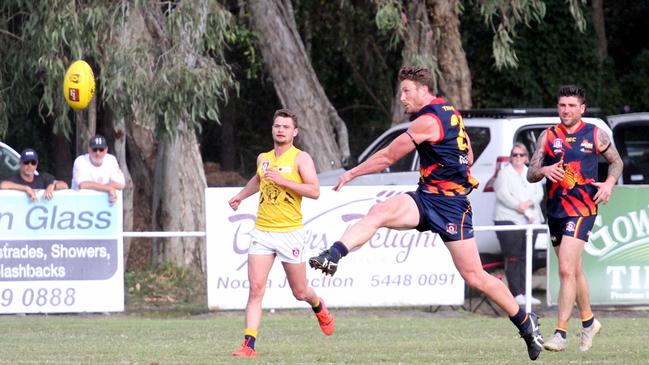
[580,139,594,153]
[262,160,270,173]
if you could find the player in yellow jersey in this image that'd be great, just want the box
[228,109,335,357]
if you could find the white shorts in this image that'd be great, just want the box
[248,228,308,264]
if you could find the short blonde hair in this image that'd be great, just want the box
[511,143,529,157]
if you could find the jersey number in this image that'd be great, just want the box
[450,114,468,151]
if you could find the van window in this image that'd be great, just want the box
[613,123,649,184]
[514,126,548,156]
[466,127,490,162]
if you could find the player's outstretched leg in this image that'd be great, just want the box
[313,297,335,335]
[519,312,544,360]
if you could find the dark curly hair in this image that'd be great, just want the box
[557,85,586,104]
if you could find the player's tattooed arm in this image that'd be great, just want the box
[598,129,623,182]
[527,130,548,183]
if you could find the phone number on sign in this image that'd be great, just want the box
[370,273,457,287]
[1,288,76,307]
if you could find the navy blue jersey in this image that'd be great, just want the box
[409,98,479,196]
[6,172,55,189]
[543,120,599,218]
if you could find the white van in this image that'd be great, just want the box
[318,109,614,258]
[0,141,20,181]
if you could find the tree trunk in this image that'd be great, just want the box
[113,114,133,264]
[152,127,206,271]
[248,0,351,171]
[114,3,207,272]
[391,0,437,125]
[52,132,72,185]
[74,110,88,157]
[146,2,207,272]
[427,0,472,109]
[591,0,608,64]
[125,120,156,270]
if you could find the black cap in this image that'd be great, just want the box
[89,134,107,149]
[20,148,38,163]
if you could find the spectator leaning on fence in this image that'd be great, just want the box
[0,148,68,201]
[72,134,125,204]
[493,143,544,306]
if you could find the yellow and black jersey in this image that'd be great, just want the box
[255,146,303,231]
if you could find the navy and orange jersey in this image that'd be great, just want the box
[543,120,600,218]
[408,98,479,196]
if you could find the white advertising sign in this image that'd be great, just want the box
[206,186,464,309]
[0,190,124,313]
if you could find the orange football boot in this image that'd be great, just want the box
[315,298,335,336]
[232,338,256,357]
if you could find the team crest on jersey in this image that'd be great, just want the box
[553,138,563,154]
[292,248,300,257]
[566,221,576,232]
[262,160,270,173]
[580,139,594,153]
[446,223,458,235]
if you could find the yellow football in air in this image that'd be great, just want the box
[63,60,96,110]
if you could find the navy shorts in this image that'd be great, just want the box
[406,191,474,242]
[548,216,597,246]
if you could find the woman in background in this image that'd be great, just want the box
[493,143,544,305]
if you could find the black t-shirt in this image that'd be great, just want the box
[6,172,55,189]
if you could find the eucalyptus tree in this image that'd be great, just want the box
[246,0,351,171]
[0,0,235,271]
[374,0,585,113]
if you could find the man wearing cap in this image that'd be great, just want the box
[0,148,68,201]
[72,134,125,204]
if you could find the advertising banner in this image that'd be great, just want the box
[548,186,649,305]
[205,186,465,310]
[0,190,124,313]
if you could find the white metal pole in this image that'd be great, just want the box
[525,227,534,313]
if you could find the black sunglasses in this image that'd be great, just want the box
[511,153,526,157]
[92,148,106,152]
[22,160,37,165]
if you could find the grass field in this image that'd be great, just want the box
[1,307,647,365]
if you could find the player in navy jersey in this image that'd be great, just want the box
[527,85,623,352]
[310,66,544,361]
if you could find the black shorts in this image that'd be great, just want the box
[548,216,597,246]
[406,191,474,242]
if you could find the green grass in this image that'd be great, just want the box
[0,308,647,364]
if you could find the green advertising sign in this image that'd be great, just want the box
[548,186,649,305]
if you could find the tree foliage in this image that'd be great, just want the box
[0,0,235,141]
[464,0,624,114]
